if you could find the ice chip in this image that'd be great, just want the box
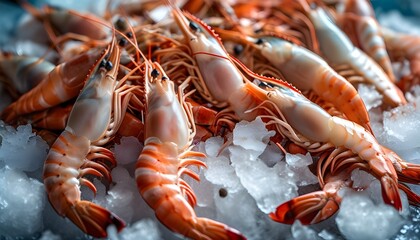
[357,84,383,111]
[205,136,224,157]
[0,167,45,238]
[291,221,319,240]
[114,136,143,165]
[382,103,420,151]
[0,123,48,172]
[39,230,62,240]
[259,141,283,167]
[118,219,161,240]
[336,193,404,240]
[204,155,242,192]
[214,187,259,239]
[286,153,318,186]
[185,166,215,207]
[318,230,337,240]
[351,169,376,189]
[93,167,137,223]
[232,117,275,159]
[230,145,298,213]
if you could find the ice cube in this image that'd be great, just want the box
[38,230,62,240]
[114,136,143,165]
[117,219,161,240]
[232,117,275,160]
[291,221,320,240]
[285,153,318,186]
[259,141,284,167]
[0,167,45,238]
[382,104,420,150]
[0,123,48,172]
[204,154,242,192]
[230,145,298,213]
[204,136,224,157]
[336,192,404,240]
[93,166,137,223]
[357,84,383,111]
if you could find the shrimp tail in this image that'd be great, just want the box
[193,218,247,240]
[381,175,402,211]
[398,183,420,206]
[66,200,126,238]
[398,163,420,184]
[269,191,340,225]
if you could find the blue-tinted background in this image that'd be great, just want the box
[371,0,418,16]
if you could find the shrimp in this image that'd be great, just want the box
[1,48,105,123]
[16,103,72,131]
[283,0,406,107]
[216,28,372,132]
[170,6,283,122]
[135,62,245,240]
[271,170,351,224]
[43,39,126,238]
[170,6,404,213]
[335,0,397,83]
[272,142,420,225]
[382,28,420,92]
[0,54,55,98]
[21,3,109,46]
[260,87,402,210]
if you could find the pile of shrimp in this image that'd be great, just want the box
[1,0,420,239]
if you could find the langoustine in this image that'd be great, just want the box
[135,60,245,239]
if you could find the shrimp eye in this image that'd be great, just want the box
[233,44,243,55]
[99,59,107,69]
[189,21,200,32]
[126,32,133,38]
[118,38,127,47]
[114,18,127,31]
[105,61,113,71]
[256,38,264,45]
[151,69,160,78]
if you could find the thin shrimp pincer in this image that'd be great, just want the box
[135,61,245,240]
[43,38,126,238]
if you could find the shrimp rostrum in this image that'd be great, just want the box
[43,39,126,237]
[135,61,245,240]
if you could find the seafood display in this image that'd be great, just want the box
[1,0,420,239]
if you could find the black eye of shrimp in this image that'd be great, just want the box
[233,45,243,55]
[114,17,127,31]
[162,76,168,81]
[105,61,113,71]
[126,32,133,38]
[151,69,160,78]
[99,59,107,69]
[118,38,127,47]
[256,38,264,45]
[189,21,200,32]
